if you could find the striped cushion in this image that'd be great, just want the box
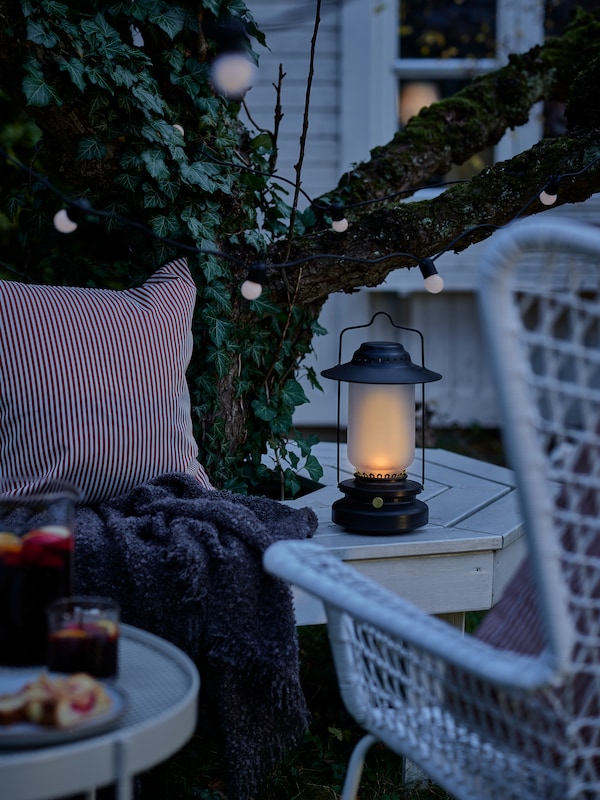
[1,259,212,502]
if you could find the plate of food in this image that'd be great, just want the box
[0,670,127,747]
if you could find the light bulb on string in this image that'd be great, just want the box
[539,176,560,206]
[330,203,349,233]
[210,19,257,100]
[419,257,444,294]
[53,208,78,233]
[241,262,267,300]
[53,200,92,234]
[212,53,257,99]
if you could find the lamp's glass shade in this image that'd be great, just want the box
[347,383,416,477]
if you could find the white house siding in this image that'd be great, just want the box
[244,1,343,200]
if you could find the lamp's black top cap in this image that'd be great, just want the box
[321,341,442,384]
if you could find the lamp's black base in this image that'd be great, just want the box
[332,476,428,534]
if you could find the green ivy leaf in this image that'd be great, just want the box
[85,65,113,91]
[142,183,167,208]
[80,13,119,44]
[204,282,231,310]
[205,313,232,347]
[251,132,274,154]
[246,294,280,315]
[111,64,137,89]
[206,345,231,379]
[160,179,180,202]
[165,46,185,72]
[184,215,217,241]
[149,211,178,238]
[304,454,324,482]
[120,151,143,170]
[287,451,300,470]
[200,0,222,15]
[200,255,226,282]
[282,379,309,408]
[106,0,155,20]
[148,7,187,40]
[77,137,106,161]
[243,229,267,254]
[252,397,277,423]
[114,173,140,192]
[269,414,293,437]
[26,19,58,48]
[59,58,86,92]
[131,83,165,115]
[6,192,26,220]
[141,150,170,181]
[180,161,217,192]
[22,61,62,107]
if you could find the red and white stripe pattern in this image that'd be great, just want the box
[1,258,212,502]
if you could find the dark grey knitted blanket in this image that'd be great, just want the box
[73,472,318,800]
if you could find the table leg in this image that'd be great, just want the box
[435,611,465,632]
[114,738,133,800]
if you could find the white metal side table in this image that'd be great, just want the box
[0,624,200,800]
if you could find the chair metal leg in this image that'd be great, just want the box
[341,734,378,800]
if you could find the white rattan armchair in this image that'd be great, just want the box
[264,216,600,800]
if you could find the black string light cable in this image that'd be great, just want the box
[139,154,600,296]
[535,159,600,207]
[52,197,248,266]
[0,148,249,272]
[0,144,446,292]
[2,145,599,301]
[203,148,468,232]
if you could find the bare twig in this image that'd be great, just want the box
[241,99,272,138]
[269,64,286,173]
[284,0,321,259]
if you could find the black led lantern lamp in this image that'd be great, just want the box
[321,312,442,534]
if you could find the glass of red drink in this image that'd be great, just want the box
[0,481,78,666]
[47,596,120,678]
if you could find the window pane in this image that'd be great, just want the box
[400,0,497,60]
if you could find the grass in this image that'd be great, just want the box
[137,427,505,800]
[137,626,454,800]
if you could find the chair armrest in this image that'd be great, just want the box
[264,539,557,690]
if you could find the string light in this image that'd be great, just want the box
[209,20,257,100]
[418,258,444,294]
[240,262,267,300]
[330,203,349,233]
[53,208,78,233]
[53,199,92,233]
[3,146,600,303]
[539,175,559,206]
[211,53,257,99]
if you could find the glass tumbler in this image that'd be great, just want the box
[0,480,78,666]
[47,596,120,678]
